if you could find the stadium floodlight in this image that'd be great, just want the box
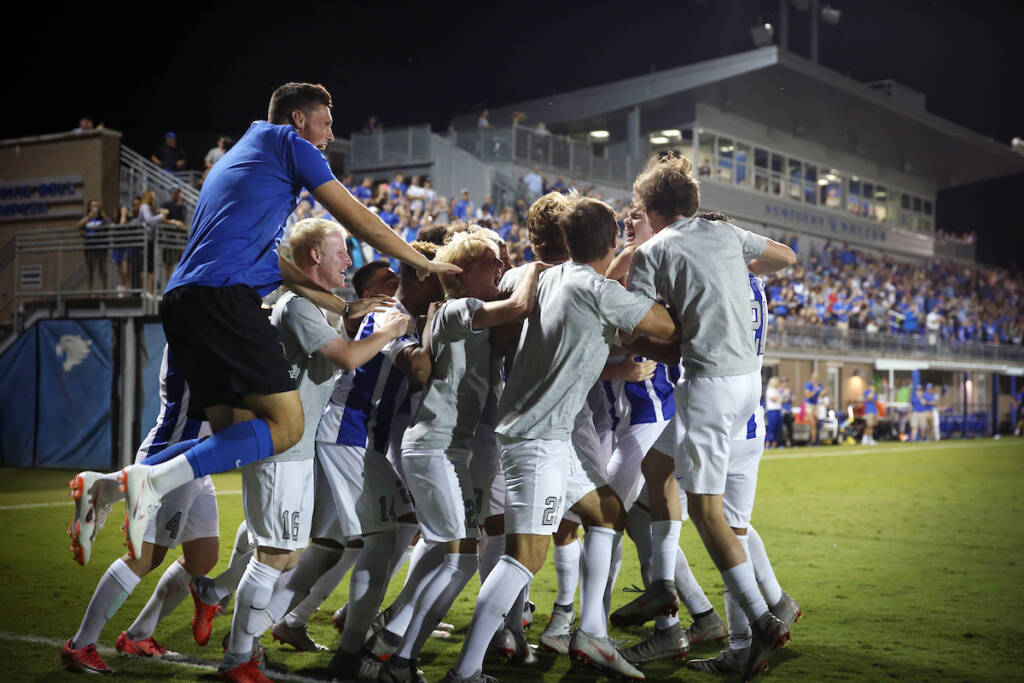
[818,178,829,186]
[661,129,682,138]
[821,4,841,25]
[751,21,774,47]
[589,130,609,139]
[650,136,670,144]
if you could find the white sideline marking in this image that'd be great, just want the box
[762,438,1018,462]
[0,629,328,682]
[0,489,242,512]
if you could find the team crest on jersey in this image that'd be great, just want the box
[55,334,93,372]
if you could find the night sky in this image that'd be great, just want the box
[5,0,1022,266]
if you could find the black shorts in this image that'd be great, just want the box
[160,284,294,419]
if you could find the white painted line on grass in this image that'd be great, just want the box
[762,438,1020,462]
[0,490,242,512]
[0,629,328,682]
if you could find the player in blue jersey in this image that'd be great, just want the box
[803,372,824,445]
[109,83,460,562]
[62,346,220,674]
[862,384,879,445]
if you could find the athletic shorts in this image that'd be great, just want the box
[498,436,571,535]
[563,445,608,521]
[469,423,504,520]
[241,458,314,552]
[143,476,218,547]
[402,448,479,542]
[864,413,877,427]
[675,371,761,495]
[160,284,295,419]
[312,443,412,541]
[723,410,765,529]
[607,420,670,511]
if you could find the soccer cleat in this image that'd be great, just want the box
[569,628,645,680]
[610,580,679,627]
[441,669,498,683]
[333,604,348,632]
[741,611,790,682]
[270,620,327,652]
[67,472,120,566]
[522,600,536,629]
[489,627,516,661]
[328,650,383,681]
[621,621,690,664]
[115,631,175,658]
[379,660,428,683]
[683,609,728,646]
[217,657,273,683]
[686,645,749,674]
[769,591,802,630]
[366,631,398,662]
[538,606,575,655]
[436,621,455,632]
[118,464,162,560]
[190,578,224,646]
[509,631,537,665]
[61,639,112,674]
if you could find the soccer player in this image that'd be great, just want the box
[803,372,824,446]
[61,345,217,674]
[378,234,548,682]
[111,82,459,560]
[618,154,796,681]
[205,218,409,681]
[910,385,929,441]
[444,197,677,683]
[764,377,783,448]
[313,242,441,681]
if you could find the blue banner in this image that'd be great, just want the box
[35,320,113,469]
[0,327,38,467]
[140,322,167,444]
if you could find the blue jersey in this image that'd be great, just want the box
[746,274,768,440]
[863,388,878,414]
[167,121,335,296]
[136,345,209,460]
[911,389,927,412]
[316,304,418,454]
[804,382,823,405]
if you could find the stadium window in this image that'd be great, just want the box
[755,147,769,169]
[848,177,863,216]
[863,182,875,219]
[874,185,887,222]
[787,158,802,202]
[899,193,912,228]
[804,165,818,204]
[923,199,933,216]
[754,148,769,193]
[820,169,842,208]
[717,137,734,182]
[681,128,694,163]
[735,142,751,186]
[770,153,785,196]
[697,132,714,179]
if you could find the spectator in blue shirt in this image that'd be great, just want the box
[862,385,878,444]
[804,371,824,445]
[910,385,929,441]
[352,176,373,202]
[453,189,473,219]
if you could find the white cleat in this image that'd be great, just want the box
[67,472,122,565]
[569,628,645,680]
[118,464,162,560]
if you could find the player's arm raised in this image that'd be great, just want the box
[312,179,461,277]
[747,237,797,275]
[317,308,410,372]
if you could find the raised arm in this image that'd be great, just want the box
[748,238,797,275]
[312,179,460,277]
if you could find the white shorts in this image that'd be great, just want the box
[676,372,761,495]
[723,410,765,528]
[312,443,412,542]
[607,420,670,511]
[498,437,571,535]
[403,448,479,542]
[469,423,505,520]
[241,459,315,552]
[563,446,607,517]
[144,476,218,547]
[571,401,611,475]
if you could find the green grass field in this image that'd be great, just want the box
[2,437,1023,682]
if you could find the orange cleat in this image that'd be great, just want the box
[115,630,175,658]
[218,657,274,682]
[60,639,112,674]
[190,579,223,646]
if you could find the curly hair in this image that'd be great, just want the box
[633,154,700,220]
[526,192,570,260]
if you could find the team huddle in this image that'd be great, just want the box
[60,83,799,683]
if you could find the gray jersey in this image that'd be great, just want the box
[403,297,495,451]
[496,261,650,441]
[629,217,766,378]
[268,291,343,462]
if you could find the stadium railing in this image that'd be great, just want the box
[12,222,189,313]
[119,146,199,222]
[934,240,977,263]
[771,321,1024,364]
[350,125,434,170]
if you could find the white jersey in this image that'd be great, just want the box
[742,273,768,441]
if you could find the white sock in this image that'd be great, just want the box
[266,541,341,624]
[505,584,527,632]
[126,559,192,640]
[553,539,582,606]
[395,553,477,661]
[339,531,397,654]
[147,456,197,498]
[452,556,533,678]
[286,546,360,628]
[724,585,752,648]
[745,527,783,606]
[383,542,445,637]
[650,520,682,583]
[720,561,768,622]
[675,545,713,615]
[404,538,431,587]
[478,533,505,583]
[389,523,420,581]
[579,527,616,638]
[225,559,280,664]
[72,558,141,647]
[604,534,623,618]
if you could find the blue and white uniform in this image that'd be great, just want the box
[137,346,217,548]
[312,304,417,541]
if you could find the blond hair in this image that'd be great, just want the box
[526,191,570,258]
[289,217,343,268]
[435,232,498,298]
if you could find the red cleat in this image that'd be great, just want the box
[218,657,274,682]
[115,630,174,658]
[190,580,223,646]
[61,639,112,674]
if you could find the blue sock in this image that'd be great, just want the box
[139,438,200,467]
[183,419,275,477]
